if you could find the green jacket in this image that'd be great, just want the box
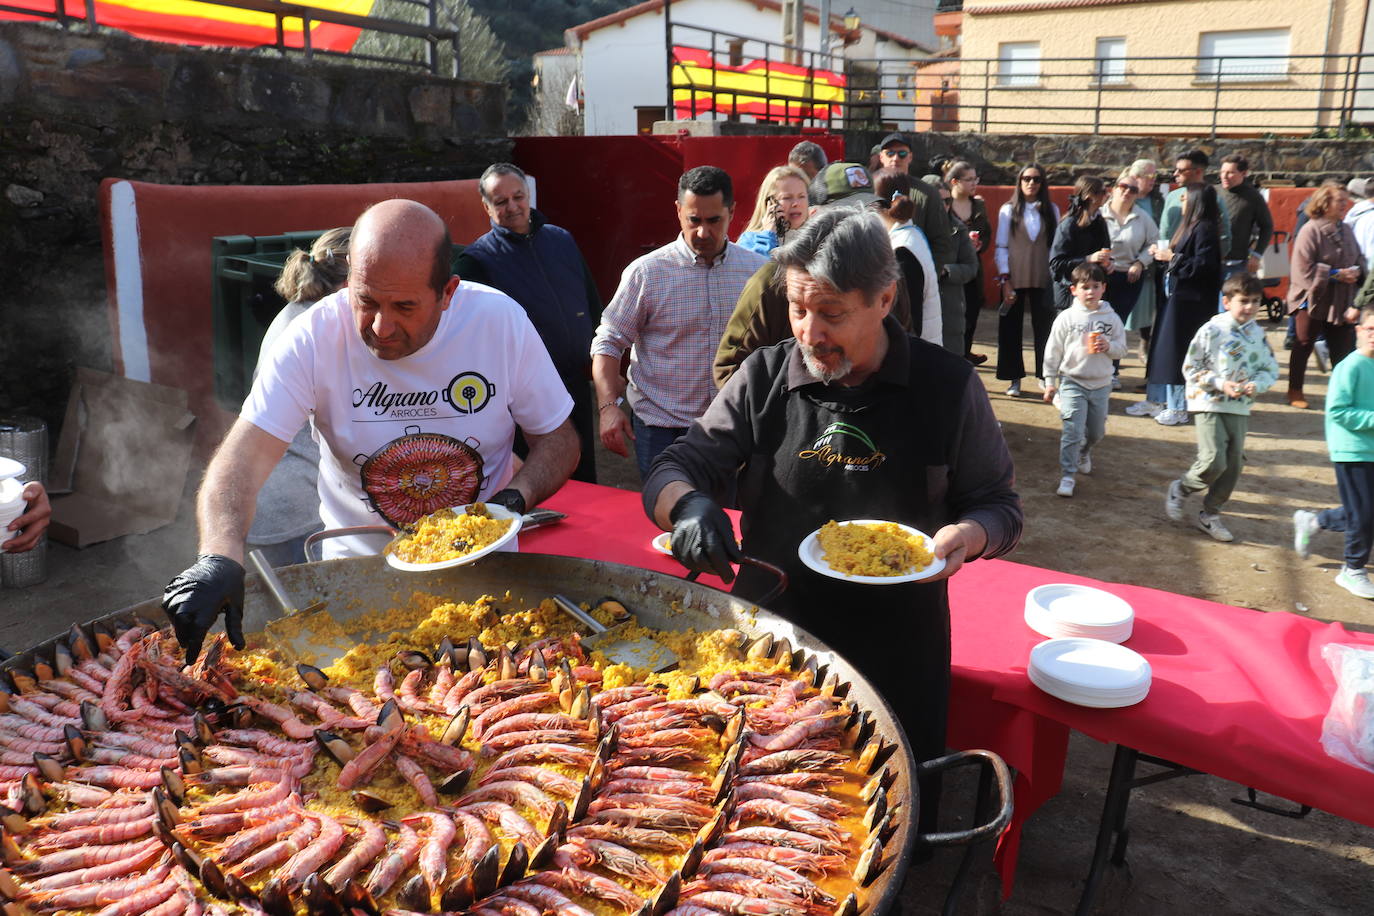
[1326,351,1374,462]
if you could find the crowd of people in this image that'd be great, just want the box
[6,136,1374,787]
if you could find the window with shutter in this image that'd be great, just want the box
[997,42,1040,87]
[1198,28,1290,83]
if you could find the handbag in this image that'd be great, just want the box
[1257,230,1290,279]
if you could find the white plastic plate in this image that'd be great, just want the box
[651,532,673,556]
[797,519,946,585]
[1026,583,1134,628]
[385,503,522,572]
[1028,665,1150,708]
[1029,637,1151,692]
[0,457,24,481]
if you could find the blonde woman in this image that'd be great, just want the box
[247,227,351,565]
[737,166,810,255]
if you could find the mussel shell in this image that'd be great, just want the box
[570,777,593,821]
[376,699,405,732]
[438,876,474,912]
[160,766,187,807]
[178,746,203,775]
[52,642,74,677]
[710,759,735,806]
[854,836,884,886]
[394,650,432,672]
[192,712,216,745]
[315,730,357,766]
[833,892,860,916]
[227,703,254,728]
[587,756,606,791]
[31,754,62,784]
[339,882,380,915]
[62,725,87,764]
[1,900,37,916]
[351,791,393,813]
[224,869,258,902]
[528,832,560,871]
[0,866,22,901]
[170,841,203,875]
[695,808,727,848]
[862,791,888,832]
[720,708,745,745]
[396,874,430,911]
[527,647,548,681]
[498,646,518,681]
[649,870,680,915]
[545,801,569,839]
[200,696,228,716]
[595,727,617,762]
[679,839,703,879]
[259,877,295,916]
[0,829,23,866]
[744,633,773,661]
[466,636,488,672]
[302,873,343,916]
[0,808,29,837]
[497,839,528,887]
[439,707,469,746]
[568,685,592,722]
[859,735,896,775]
[296,663,330,690]
[16,776,43,819]
[67,624,95,662]
[26,661,51,686]
[152,787,181,829]
[79,700,108,732]
[436,637,456,663]
[153,820,179,849]
[436,768,472,795]
[861,767,890,804]
[469,844,501,899]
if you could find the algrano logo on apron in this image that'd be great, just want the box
[798,421,887,471]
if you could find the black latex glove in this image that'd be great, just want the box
[161,554,245,665]
[669,490,741,583]
[486,488,527,516]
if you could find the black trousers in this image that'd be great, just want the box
[962,273,985,356]
[1334,462,1374,569]
[996,286,1054,381]
[1289,311,1355,396]
[514,370,597,484]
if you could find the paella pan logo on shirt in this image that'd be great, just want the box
[444,371,495,415]
[798,421,886,471]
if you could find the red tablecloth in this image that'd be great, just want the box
[526,481,1374,894]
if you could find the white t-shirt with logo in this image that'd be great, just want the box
[243,282,573,557]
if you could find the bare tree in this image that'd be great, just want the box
[353,0,509,84]
[520,59,583,136]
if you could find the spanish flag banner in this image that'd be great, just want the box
[0,1,374,52]
[672,46,846,121]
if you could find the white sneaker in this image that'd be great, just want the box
[1125,401,1163,417]
[1155,409,1189,426]
[1315,338,1331,373]
[1293,509,1319,559]
[1336,566,1374,600]
[1006,381,1022,397]
[1056,476,1075,497]
[1164,479,1186,521]
[1078,451,1092,474]
[1111,376,1122,391]
[1195,512,1234,542]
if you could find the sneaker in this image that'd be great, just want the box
[1164,479,1186,521]
[1111,376,1122,391]
[1006,381,1022,397]
[1315,338,1330,373]
[966,352,988,366]
[1056,476,1075,497]
[1155,409,1189,426]
[1336,566,1374,600]
[1078,451,1092,474]
[1125,401,1163,417]
[1293,509,1319,559]
[1195,512,1234,542]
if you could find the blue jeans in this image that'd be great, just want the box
[1329,462,1374,569]
[1058,379,1110,476]
[632,414,688,481]
[1145,382,1186,410]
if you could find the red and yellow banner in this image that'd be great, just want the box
[672,46,845,121]
[0,1,373,51]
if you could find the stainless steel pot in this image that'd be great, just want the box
[9,551,1011,915]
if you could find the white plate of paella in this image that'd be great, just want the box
[384,502,522,571]
[798,518,945,585]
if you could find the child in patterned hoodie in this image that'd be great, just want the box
[1164,272,1279,541]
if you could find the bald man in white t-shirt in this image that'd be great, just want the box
[162,199,579,663]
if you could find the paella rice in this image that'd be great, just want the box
[385,502,514,564]
[816,519,933,577]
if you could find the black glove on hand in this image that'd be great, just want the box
[669,490,741,583]
[486,488,527,517]
[162,554,246,665]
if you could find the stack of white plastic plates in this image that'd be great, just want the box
[1028,638,1151,708]
[1024,583,1134,643]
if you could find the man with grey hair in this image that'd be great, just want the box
[787,140,828,181]
[641,208,1021,822]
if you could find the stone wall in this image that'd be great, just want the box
[844,130,1374,187]
[0,21,509,442]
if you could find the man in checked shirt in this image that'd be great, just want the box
[591,166,768,479]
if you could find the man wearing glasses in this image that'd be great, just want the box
[1158,149,1232,256]
[872,132,955,269]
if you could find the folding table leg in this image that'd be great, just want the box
[1074,744,1138,916]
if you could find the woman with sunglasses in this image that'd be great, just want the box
[995,164,1060,396]
[1101,171,1160,385]
[945,160,993,365]
[1049,176,1113,314]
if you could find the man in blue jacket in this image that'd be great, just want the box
[456,163,601,482]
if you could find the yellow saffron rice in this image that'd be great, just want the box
[385,503,513,564]
[816,520,933,576]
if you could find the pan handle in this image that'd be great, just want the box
[685,555,788,607]
[247,549,299,616]
[550,594,610,636]
[302,526,397,562]
[913,748,1014,848]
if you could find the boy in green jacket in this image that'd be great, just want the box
[1293,306,1374,598]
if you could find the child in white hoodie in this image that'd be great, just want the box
[1164,271,1279,541]
[1043,263,1129,497]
